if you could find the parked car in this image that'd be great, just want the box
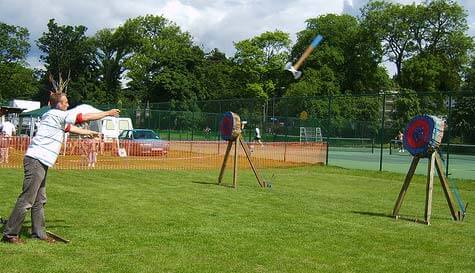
[118,129,169,156]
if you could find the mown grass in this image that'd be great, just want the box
[0,165,474,273]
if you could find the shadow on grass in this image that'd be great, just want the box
[1,219,71,239]
[192,180,235,188]
[352,211,393,219]
[352,211,435,225]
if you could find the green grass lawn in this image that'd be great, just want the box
[0,166,474,273]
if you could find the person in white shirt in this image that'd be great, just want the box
[0,120,15,163]
[254,127,263,146]
[1,120,16,136]
[2,91,119,244]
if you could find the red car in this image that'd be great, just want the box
[118,129,169,156]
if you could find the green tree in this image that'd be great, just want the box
[0,22,30,64]
[361,0,472,88]
[391,89,421,131]
[0,22,37,101]
[37,19,98,104]
[124,15,205,111]
[291,14,389,94]
[197,48,236,101]
[232,30,291,99]
[0,63,38,101]
[93,25,138,104]
[361,1,416,78]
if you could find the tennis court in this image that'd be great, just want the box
[328,146,475,180]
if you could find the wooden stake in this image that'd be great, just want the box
[434,152,459,220]
[218,141,233,184]
[239,136,265,187]
[393,156,420,217]
[233,140,238,188]
[424,152,436,225]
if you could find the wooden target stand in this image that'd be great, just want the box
[392,149,460,225]
[218,112,266,188]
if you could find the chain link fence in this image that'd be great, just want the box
[101,91,474,179]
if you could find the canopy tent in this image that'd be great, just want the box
[19,106,50,118]
[1,106,26,124]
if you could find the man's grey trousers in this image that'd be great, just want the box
[3,156,48,239]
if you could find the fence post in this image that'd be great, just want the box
[446,91,453,177]
[379,92,386,172]
[191,111,194,141]
[168,107,171,141]
[372,138,375,154]
[326,95,332,166]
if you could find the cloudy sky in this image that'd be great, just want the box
[0,0,474,69]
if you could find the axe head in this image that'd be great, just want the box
[284,62,302,79]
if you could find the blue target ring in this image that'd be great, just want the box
[403,115,444,157]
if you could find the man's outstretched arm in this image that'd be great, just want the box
[82,109,120,122]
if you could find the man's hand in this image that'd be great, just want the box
[107,109,120,117]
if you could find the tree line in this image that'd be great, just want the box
[0,0,474,142]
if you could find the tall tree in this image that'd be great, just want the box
[0,22,30,64]
[290,14,389,95]
[123,15,205,111]
[361,1,416,78]
[0,22,37,101]
[232,30,291,100]
[93,25,138,104]
[198,48,236,101]
[37,19,97,104]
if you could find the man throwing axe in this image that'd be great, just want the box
[2,77,119,244]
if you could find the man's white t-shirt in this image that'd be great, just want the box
[25,109,82,167]
[1,121,16,136]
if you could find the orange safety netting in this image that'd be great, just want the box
[0,136,327,170]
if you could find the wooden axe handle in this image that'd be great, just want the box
[293,35,323,70]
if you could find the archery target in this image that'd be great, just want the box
[403,115,445,157]
[219,112,241,141]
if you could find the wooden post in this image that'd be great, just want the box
[233,140,238,188]
[218,141,234,184]
[434,152,459,220]
[239,136,265,187]
[218,136,266,188]
[424,152,436,225]
[393,150,462,224]
[393,156,420,217]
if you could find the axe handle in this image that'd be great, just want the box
[293,35,323,70]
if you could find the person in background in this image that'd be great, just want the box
[254,127,263,147]
[1,119,16,137]
[396,130,404,152]
[0,131,8,163]
[0,119,16,163]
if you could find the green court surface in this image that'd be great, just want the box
[328,148,475,180]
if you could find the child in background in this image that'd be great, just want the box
[0,132,8,163]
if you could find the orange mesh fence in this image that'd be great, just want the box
[0,136,327,170]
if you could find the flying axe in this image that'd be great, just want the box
[285,34,323,79]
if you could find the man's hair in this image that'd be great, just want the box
[48,72,70,108]
[49,92,66,108]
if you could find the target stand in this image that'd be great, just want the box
[218,112,266,188]
[392,115,465,225]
